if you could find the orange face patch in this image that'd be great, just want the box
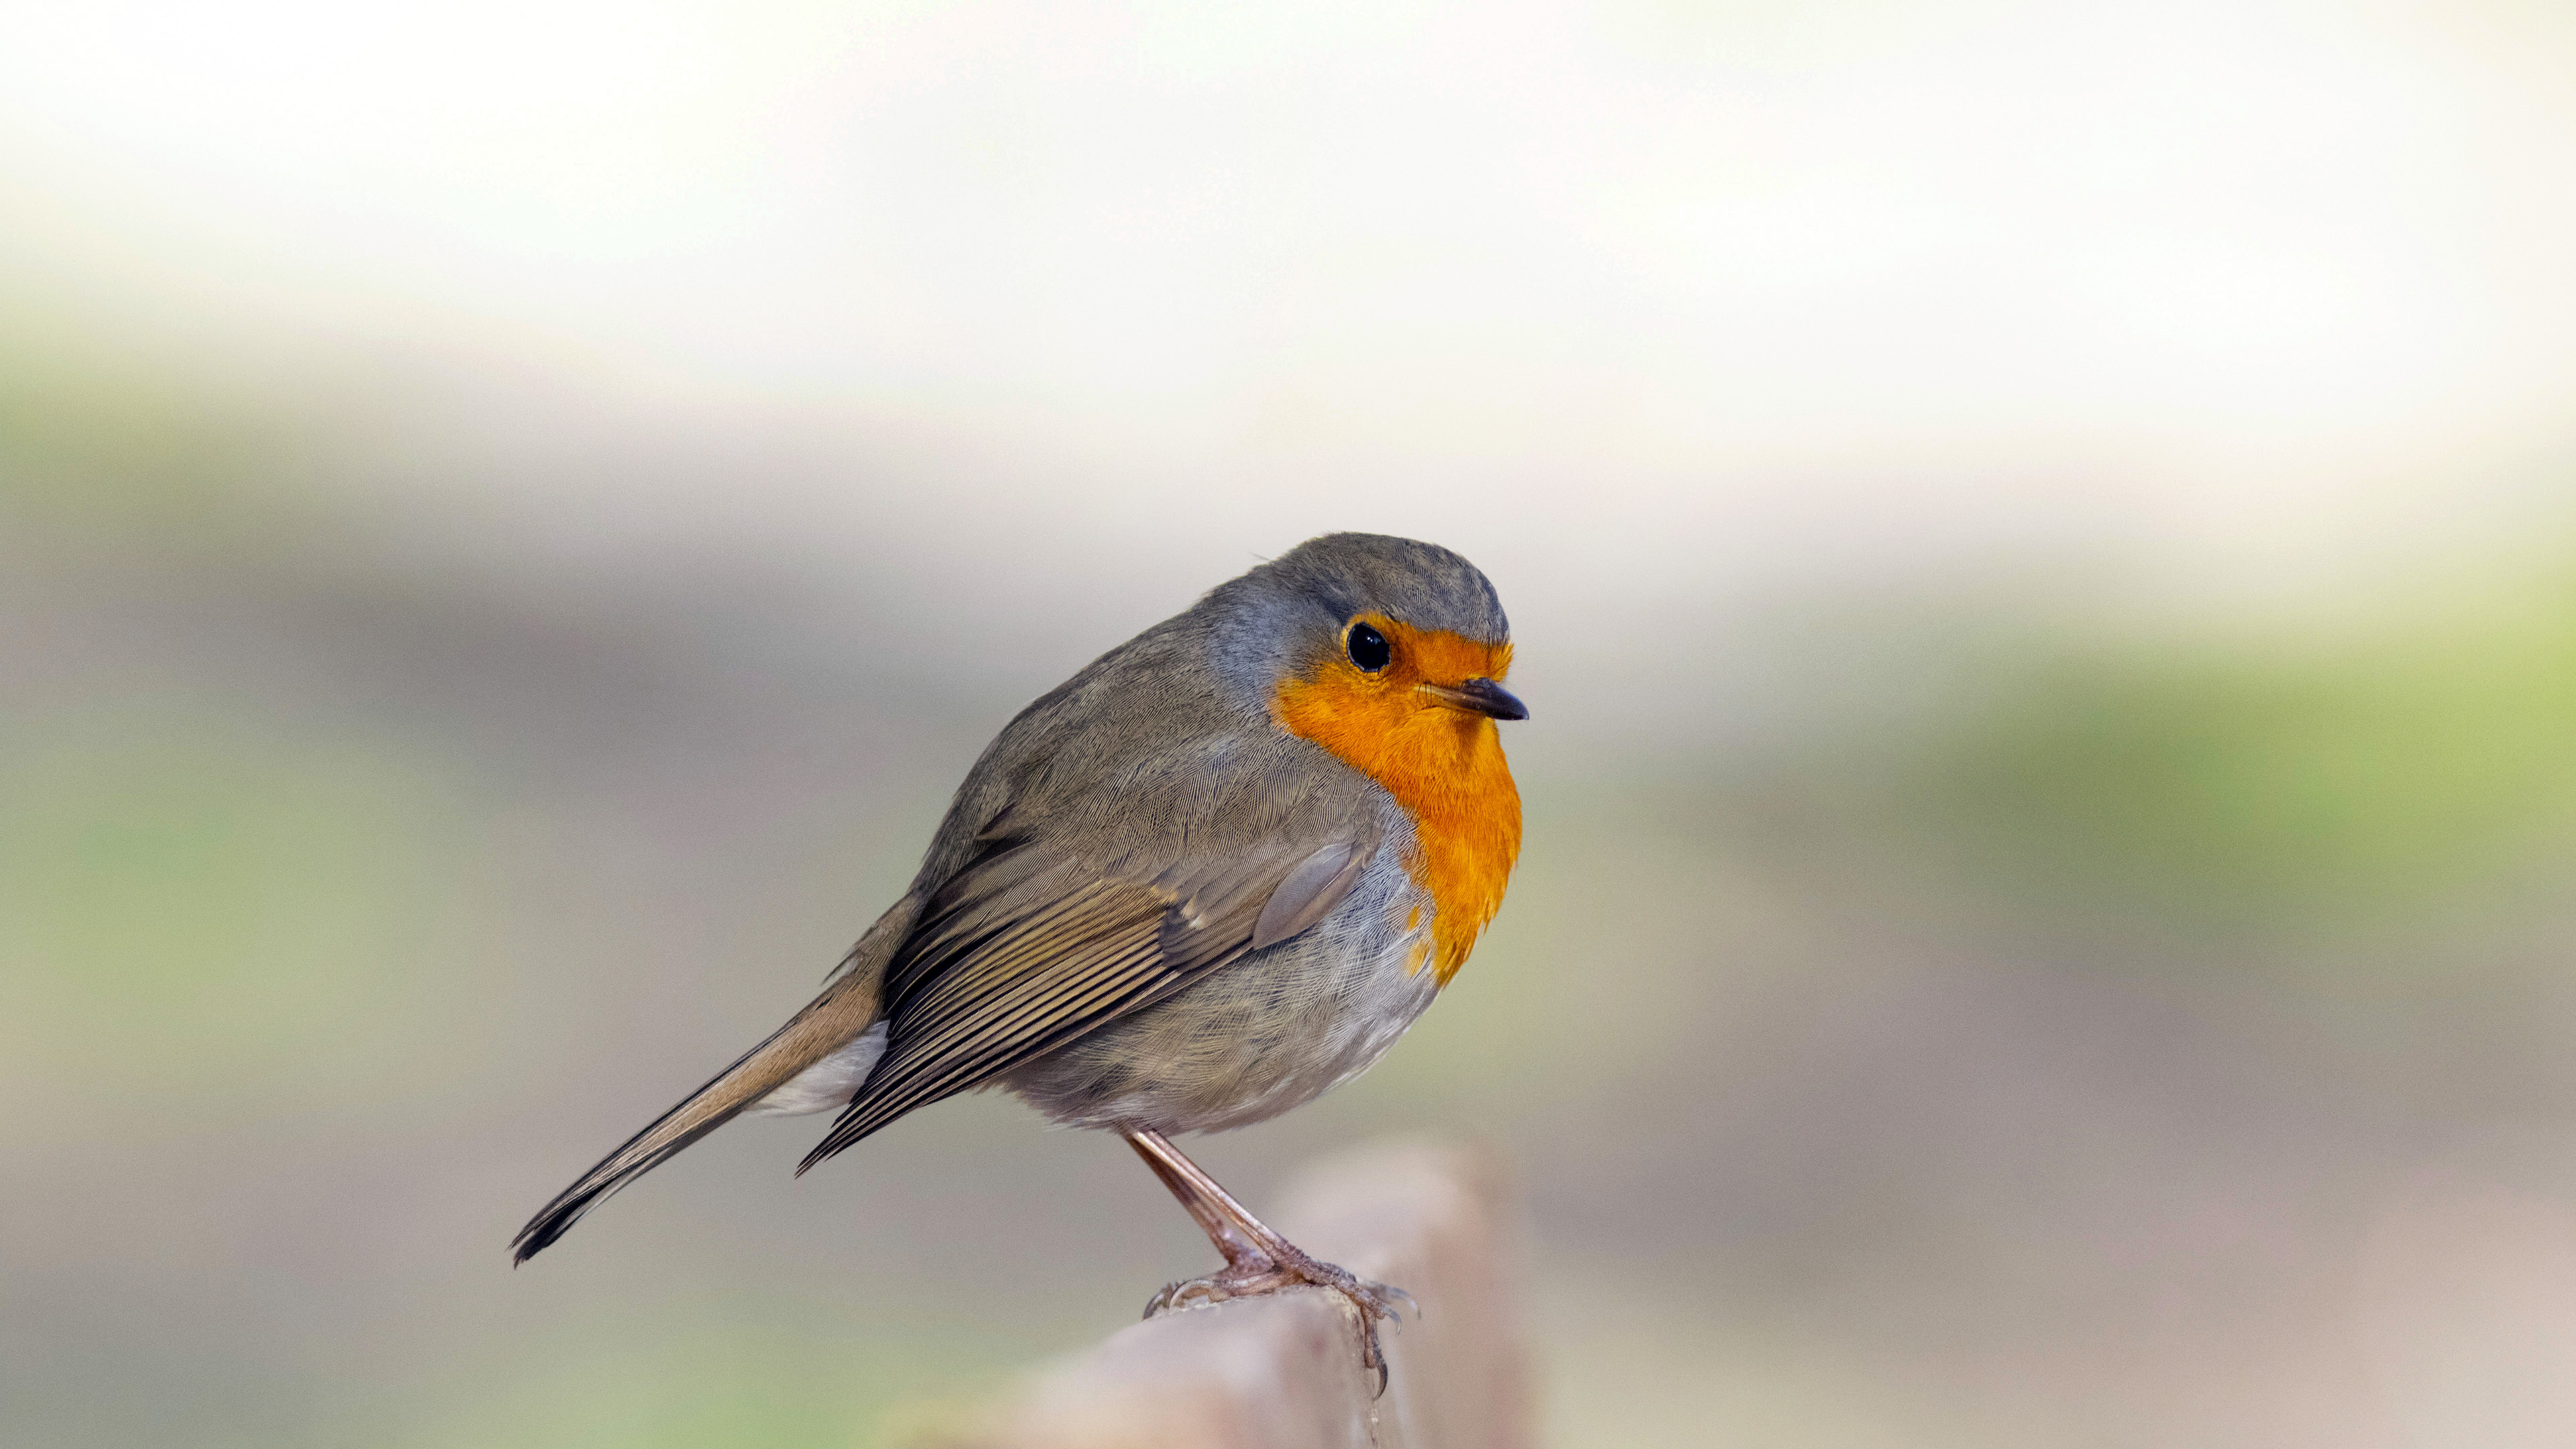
[1271,616,1522,986]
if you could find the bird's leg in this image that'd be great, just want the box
[1122,1128,1411,1389]
[1125,1133,1276,1277]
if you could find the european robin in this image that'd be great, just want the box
[511,533,1526,1380]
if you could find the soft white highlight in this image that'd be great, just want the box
[3,0,2569,650]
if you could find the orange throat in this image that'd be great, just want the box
[1272,621,1522,985]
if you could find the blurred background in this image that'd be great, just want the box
[5,2,2575,1445]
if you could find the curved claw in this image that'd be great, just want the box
[1141,1256,1411,1394]
[1331,1279,1405,1391]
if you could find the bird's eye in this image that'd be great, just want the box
[1346,622,1391,672]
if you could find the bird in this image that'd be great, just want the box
[510,532,1526,1381]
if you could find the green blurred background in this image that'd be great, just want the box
[6,3,2576,1445]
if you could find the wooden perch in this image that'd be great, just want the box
[964,1140,1534,1449]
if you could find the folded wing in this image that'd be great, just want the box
[798,833,1368,1171]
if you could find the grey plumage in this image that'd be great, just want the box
[1252,842,1366,951]
[511,533,1510,1263]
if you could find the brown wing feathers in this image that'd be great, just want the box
[796,840,1314,1170]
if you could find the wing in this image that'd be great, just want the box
[796,830,1371,1171]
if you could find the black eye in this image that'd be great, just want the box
[1345,622,1391,672]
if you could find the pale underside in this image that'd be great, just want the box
[748,1021,888,1117]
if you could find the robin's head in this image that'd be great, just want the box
[1205,532,1525,737]
[1204,533,1523,980]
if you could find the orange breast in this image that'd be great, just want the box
[1271,621,1521,986]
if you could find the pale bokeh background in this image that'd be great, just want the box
[6,3,2576,1445]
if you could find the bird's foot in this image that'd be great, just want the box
[1144,1242,1413,1393]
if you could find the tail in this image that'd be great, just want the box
[509,900,914,1264]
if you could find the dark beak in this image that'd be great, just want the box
[1419,677,1529,721]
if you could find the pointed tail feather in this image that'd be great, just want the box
[510,901,912,1263]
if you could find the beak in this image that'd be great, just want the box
[1417,677,1529,721]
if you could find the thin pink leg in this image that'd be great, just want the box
[1122,1128,1411,1391]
